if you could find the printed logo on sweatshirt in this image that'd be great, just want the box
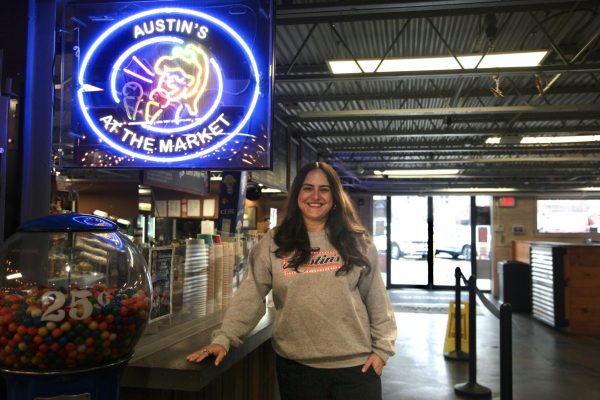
[282,250,343,276]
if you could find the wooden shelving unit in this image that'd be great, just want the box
[530,242,600,334]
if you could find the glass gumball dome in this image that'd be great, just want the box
[0,213,151,372]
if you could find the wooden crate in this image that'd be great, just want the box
[563,246,600,335]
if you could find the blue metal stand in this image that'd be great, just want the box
[1,359,128,400]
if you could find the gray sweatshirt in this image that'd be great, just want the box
[212,229,397,368]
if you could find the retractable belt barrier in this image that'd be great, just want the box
[446,267,513,400]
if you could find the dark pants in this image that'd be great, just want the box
[276,354,382,400]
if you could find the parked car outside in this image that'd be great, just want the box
[434,225,471,259]
[373,234,428,259]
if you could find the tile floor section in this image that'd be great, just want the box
[382,289,600,400]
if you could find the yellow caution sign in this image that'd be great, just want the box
[444,301,469,354]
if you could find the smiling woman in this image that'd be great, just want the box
[297,169,333,231]
[187,161,397,400]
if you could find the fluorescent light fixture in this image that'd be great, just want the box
[138,186,151,195]
[117,218,131,227]
[579,187,600,191]
[93,209,109,218]
[476,51,548,68]
[439,188,517,193]
[328,50,548,74]
[520,135,600,144]
[374,169,460,176]
[485,137,502,145]
[261,188,283,194]
[6,273,22,280]
[210,171,223,181]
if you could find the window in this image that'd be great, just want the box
[537,199,600,233]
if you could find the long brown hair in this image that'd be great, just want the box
[274,162,372,274]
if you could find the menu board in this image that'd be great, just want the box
[187,199,201,217]
[143,170,209,196]
[167,200,181,217]
[203,198,217,218]
[155,200,167,217]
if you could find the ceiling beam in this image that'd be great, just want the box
[333,156,600,164]
[274,86,600,103]
[346,184,600,195]
[296,127,600,138]
[328,148,600,155]
[275,1,596,25]
[290,104,600,121]
[344,167,600,175]
[275,63,600,83]
[323,143,600,151]
[360,178,600,184]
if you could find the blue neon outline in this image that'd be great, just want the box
[77,7,262,163]
[92,232,125,251]
[72,215,114,228]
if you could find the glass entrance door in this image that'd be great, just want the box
[376,195,487,288]
[433,196,471,286]
[389,196,429,286]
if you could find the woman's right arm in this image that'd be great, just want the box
[187,232,274,362]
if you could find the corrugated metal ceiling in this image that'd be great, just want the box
[274,0,600,195]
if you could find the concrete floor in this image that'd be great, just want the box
[382,289,600,400]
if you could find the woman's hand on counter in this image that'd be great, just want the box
[186,344,228,366]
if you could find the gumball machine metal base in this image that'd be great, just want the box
[1,358,129,400]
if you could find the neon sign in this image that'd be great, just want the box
[70,4,272,169]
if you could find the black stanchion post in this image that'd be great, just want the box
[454,276,491,398]
[445,267,468,360]
[500,303,513,400]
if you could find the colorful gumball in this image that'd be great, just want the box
[0,285,149,371]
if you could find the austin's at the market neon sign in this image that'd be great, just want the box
[76,7,262,165]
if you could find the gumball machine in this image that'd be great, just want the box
[0,213,151,400]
